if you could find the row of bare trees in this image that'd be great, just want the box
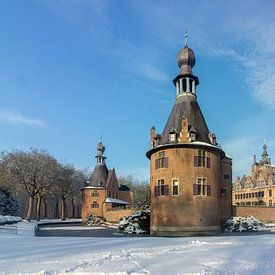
[118,175,150,208]
[0,149,87,221]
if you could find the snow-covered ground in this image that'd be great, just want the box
[1,233,275,274]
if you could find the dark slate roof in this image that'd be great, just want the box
[119,184,130,191]
[162,95,210,144]
[106,168,118,189]
[89,163,108,187]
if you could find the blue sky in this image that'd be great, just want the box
[1,0,275,181]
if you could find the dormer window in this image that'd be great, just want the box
[169,127,177,143]
[189,126,197,142]
[170,133,177,142]
[190,132,196,141]
[209,133,217,145]
[153,134,162,147]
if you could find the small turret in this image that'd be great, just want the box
[260,143,271,165]
[96,142,106,164]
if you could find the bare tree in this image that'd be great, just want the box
[52,165,85,220]
[0,149,58,221]
[118,175,150,207]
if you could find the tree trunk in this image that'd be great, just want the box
[61,198,66,220]
[71,197,75,218]
[43,198,48,219]
[36,195,42,221]
[26,195,34,221]
[54,199,59,218]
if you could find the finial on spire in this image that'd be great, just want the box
[184,30,188,47]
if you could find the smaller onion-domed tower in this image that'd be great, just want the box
[146,33,232,236]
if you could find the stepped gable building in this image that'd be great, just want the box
[81,142,133,222]
[233,143,275,206]
[146,36,232,236]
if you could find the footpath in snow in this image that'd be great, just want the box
[1,233,275,274]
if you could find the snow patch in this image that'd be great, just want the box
[0,215,22,225]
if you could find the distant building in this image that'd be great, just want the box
[233,143,275,206]
[81,142,133,222]
[146,37,232,236]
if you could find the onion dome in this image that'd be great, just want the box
[176,46,196,75]
[97,142,105,155]
[176,31,196,75]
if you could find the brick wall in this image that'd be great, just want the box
[233,206,275,223]
[103,207,135,222]
[150,146,228,233]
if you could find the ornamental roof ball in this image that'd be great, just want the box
[176,46,196,69]
[97,142,105,153]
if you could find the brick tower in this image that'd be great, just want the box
[146,34,232,236]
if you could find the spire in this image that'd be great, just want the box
[262,143,268,161]
[184,30,188,47]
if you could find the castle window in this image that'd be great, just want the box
[91,202,99,208]
[91,191,99,197]
[252,193,254,198]
[269,189,272,197]
[154,179,168,196]
[269,200,272,206]
[155,154,169,169]
[224,174,230,180]
[193,177,211,196]
[172,180,179,196]
[235,195,237,200]
[249,193,251,198]
[245,193,248,199]
[194,150,210,168]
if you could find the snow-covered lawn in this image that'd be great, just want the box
[1,233,275,274]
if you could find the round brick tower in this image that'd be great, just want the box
[146,34,232,236]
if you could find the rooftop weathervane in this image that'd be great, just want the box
[184,30,188,47]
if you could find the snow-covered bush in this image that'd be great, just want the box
[118,208,150,234]
[86,214,106,226]
[224,216,268,232]
[0,187,19,216]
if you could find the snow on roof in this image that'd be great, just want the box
[191,141,222,150]
[105,197,129,204]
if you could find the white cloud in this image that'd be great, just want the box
[0,110,46,128]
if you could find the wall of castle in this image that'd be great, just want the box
[220,157,233,224]
[118,191,133,204]
[102,206,135,222]
[233,206,275,223]
[81,188,106,221]
[150,146,226,236]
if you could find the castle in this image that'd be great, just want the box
[233,143,275,207]
[81,142,133,222]
[146,37,232,236]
